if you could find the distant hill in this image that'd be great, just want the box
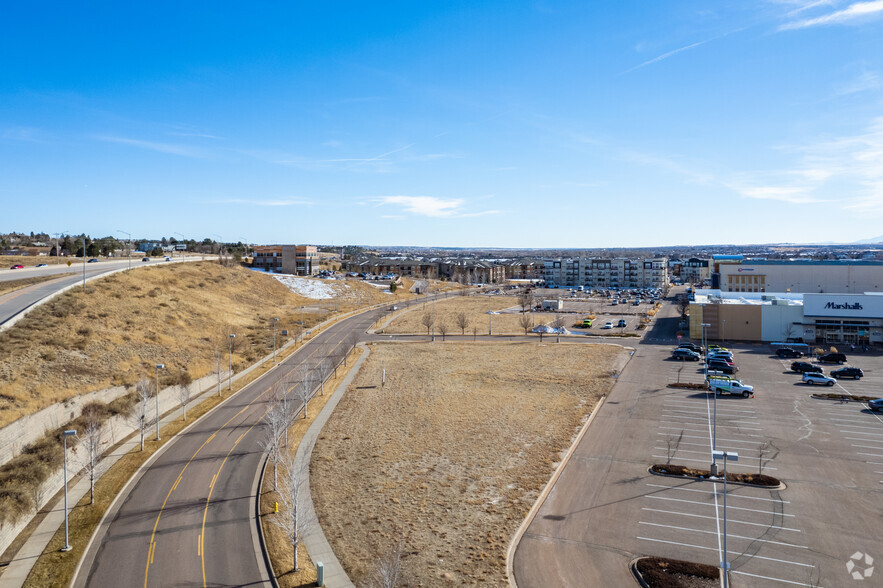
[853,235,883,245]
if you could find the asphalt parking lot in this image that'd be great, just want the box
[514,321,882,587]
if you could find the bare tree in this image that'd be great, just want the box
[421,312,435,337]
[360,536,407,588]
[758,441,779,475]
[177,382,191,421]
[77,407,106,505]
[269,452,306,572]
[553,313,568,343]
[518,290,534,313]
[472,325,478,341]
[130,378,152,452]
[213,347,223,397]
[456,312,469,335]
[344,332,359,366]
[317,359,331,396]
[677,294,690,319]
[259,400,289,491]
[437,321,449,341]
[666,430,684,465]
[297,365,313,419]
[519,313,532,335]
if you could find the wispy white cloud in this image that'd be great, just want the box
[167,131,222,140]
[620,39,714,75]
[375,196,499,218]
[1,126,47,143]
[779,0,883,30]
[834,70,882,96]
[94,135,210,158]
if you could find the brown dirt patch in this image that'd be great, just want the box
[382,295,539,335]
[635,556,719,588]
[651,464,781,487]
[311,341,629,586]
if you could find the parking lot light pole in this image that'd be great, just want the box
[118,230,131,269]
[228,334,236,389]
[155,364,165,440]
[701,322,720,475]
[61,429,77,551]
[713,450,738,588]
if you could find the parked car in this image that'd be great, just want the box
[818,353,847,364]
[831,367,863,379]
[707,350,733,360]
[602,322,614,329]
[141,257,150,262]
[678,343,703,354]
[791,361,823,374]
[708,377,754,398]
[617,319,627,328]
[707,345,729,353]
[706,360,736,374]
[803,372,836,386]
[776,348,804,358]
[36,263,48,268]
[672,349,701,361]
[9,264,24,269]
[869,399,883,412]
[581,318,593,328]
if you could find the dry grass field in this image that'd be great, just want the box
[381,295,544,335]
[0,263,414,428]
[311,341,630,586]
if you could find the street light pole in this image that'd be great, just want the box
[713,450,739,588]
[228,334,236,390]
[722,319,726,344]
[155,364,165,440]
[118,230,131,270]
[54,231,67,265]
[61,429,77,551]
[174,232,185,260]
[272,318,279,363]
[82,236,87,290]
[701,322,719,475]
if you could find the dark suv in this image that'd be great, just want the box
[706,359,736,374]
[831,367,863,379]
[776,348,803,358]
[791,361,822,374]
[672,349,700,361]
[678,343,703,354]
[818,353,847,364]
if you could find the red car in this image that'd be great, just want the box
[10,264,24,269]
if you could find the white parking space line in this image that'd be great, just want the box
[662,413,762,426]
[829,422,883,431]
[664,401,758,415]
[646,495,794,516]
[657,432,766,445]
[653,447,778,465]
[658,420,764,431]
[636,537,813,568]
[731,569,823,587]
[856,451,883,458]
[851,443,883,450]
[638,522,805,548]
[641,508,801,532]
[645,483,789,503]
[839,429,883,438]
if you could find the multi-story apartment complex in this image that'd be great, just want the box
[543,257,668,289]
[251,244,317,275]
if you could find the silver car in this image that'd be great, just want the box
[802,372,835,386]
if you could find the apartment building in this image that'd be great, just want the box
[251,244,317,275]
[544,257,668,289]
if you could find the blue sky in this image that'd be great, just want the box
[3,1,883,248]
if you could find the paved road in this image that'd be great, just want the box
[512,294,883,587]
[0,258,201,327]
[73,298,424,588]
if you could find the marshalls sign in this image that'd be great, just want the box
[803,294,883,319]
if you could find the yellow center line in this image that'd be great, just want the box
[143,384,278,587]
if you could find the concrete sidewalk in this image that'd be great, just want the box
[291,345,372,588]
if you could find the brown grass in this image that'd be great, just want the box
[0,275,64,297]
[0,262,410,428]
[651,464,781,486]
[311,341,629,586]
[258,347,364,587]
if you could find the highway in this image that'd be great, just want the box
[0,257,200,328]
[73,300,413,588]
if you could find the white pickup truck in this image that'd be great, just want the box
[707,377,754,398]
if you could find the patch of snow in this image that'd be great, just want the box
[272,274,350,299]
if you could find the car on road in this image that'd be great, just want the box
[164,256,172,261]
[87,258,99,263]
[791,361,823,374]
[803,372,836,386]
[776,347,804,358]
[818,352,847,364]
[831,367,863,379]
[602,322,614,329]
[672,349,701,361]
[869,399,883,412]
[706,359,736,373]
[10,264,24,269]
[141,257,150,262]
[36,263,47,267]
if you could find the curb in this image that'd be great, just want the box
[505,395,607,587]
[647,466,787,490]
[254,456,279,588]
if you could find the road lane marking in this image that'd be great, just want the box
[636,537,813,567]
[197,534,201,557]
[638,522,805,548]
[645,484,789,503]
[646,495,793,516]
